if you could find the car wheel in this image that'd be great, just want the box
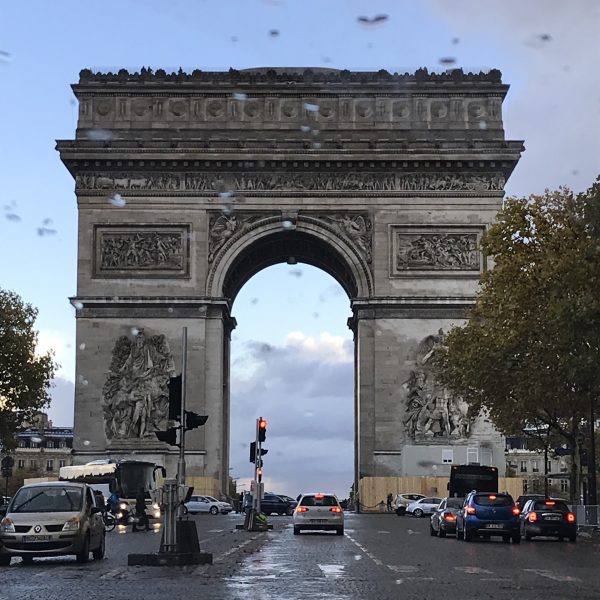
[0,556,10,566]
[569,534,577,543]
[512,534,521,544]
[22,555,34,565]
[209,506,219,515]
[463,527,473,542]
[293,526,300,535]
[413,509,424,518]
[525,531,532,541]
[336,527,344,536]
[456,525,462,540]
[76,535,90,563]
[429,523,437,537]
[92,532,106,560]
[439,527,446,538]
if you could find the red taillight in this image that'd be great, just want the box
[489,495,497,500]
[443,512,456,522]
[512,507,520,516]
[466,506,476,514]
[296,506,309,513]
[329,506,342,513]
[528,511,538,522]
[544,500,556,506]
[567,512,576,523]
[314,493,324,499]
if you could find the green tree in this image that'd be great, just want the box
[433,179,600,504]
[0,289,57,451]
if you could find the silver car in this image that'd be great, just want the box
[293,493,344,535]
[406,496,443,517]
[0,481,105,565]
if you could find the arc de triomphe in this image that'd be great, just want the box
[58,67,522,496]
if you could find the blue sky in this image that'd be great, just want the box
[1,0,599,497]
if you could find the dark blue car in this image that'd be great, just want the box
[456,491,521,543]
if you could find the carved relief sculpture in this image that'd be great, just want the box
[207,213,263,263]
[102,330,175,440]
[403,330,471,441]
[319,214,372,263]
[396,233,479,271]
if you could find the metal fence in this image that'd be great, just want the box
[571,505,600,527]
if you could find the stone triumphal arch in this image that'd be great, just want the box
[58,67,522,496]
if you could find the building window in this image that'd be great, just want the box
[46,460,54,472]
[523,480,529,492]
[546,460,552,473]
[17,460,25,469]
[467,447,479,464]
[480,449,492,466]
[560,479,569,493]
[54,440,60,449]
[560,461,568,473]
[442,449,453,464]
[520,460,528,473]
[18,440,26,448]
[29,460,37,470]
[30,441,37,448]
[532,460,539,473]
[59,460,66,468]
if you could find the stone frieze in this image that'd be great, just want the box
[396,233,480,271]
[77,172,506,193]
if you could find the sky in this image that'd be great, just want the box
[1,0,599,499]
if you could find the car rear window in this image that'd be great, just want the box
[447,498,464,509]
[473,495,513,507]
[533,500,569,512]
[300,495,338,507]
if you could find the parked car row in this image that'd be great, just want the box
[428,491,577,544]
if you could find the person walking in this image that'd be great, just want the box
[386,493,394,513]
[132,488,151,532]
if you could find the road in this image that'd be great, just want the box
[3,512,600,599]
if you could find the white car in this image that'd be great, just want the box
[406,496,443,517]
[394,493,426,515]
[293,493,344,535]
[185,495,233,515]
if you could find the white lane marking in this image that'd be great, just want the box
[454,566,494,575]
[208,529,224,533]
[406,529,421,535]
[318,564,346,578]
[100,567,127,579]
[523,569,581,583]
[346,533,384,566]
[377,530,390,534]
[388,565,419,573]
[353,554,363,560]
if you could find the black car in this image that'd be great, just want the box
[456,491,521,543]
[430,497,464,537]
[519,498,577,542]
[244,493,293,515]
[515,494,546,510]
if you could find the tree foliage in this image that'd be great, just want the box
[0,289,57,451]
[432,179,600,499]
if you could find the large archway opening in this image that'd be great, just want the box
[229,263,354,500]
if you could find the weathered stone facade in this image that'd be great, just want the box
[58,67,522,494]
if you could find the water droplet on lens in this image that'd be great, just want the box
[79,343,86,350]
[86,129,113,141]
[312,142,321,149]
[0,50,13,62]
[168,307,174,313]
[232,92,248,101]
[73,301,84,310]
[281,220,294,230]
[222,204,234,216]
[439,57,456,65]
[452,37,460,45]
[304,102,319,113]
[269,29,279,37]
[110,193,126,208]
[357,14,388,26]
[31,436,42,443]
[131,327,140,336]
[219,191,233,199]
[478,121,488,130]
[83,440,90,446]
[300,125,311,132]
[5,213,21,222]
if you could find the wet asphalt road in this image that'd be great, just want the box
[3,512,600,599]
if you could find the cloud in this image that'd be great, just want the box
[37,329,74,381]
[230,331,354,498]
[319,284,344,303]
[46,377,75,427]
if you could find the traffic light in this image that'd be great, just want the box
[258,418,267,442]
[167,374,182,420]
[257,467,263,482]
[185,411,208,431]
[155,427,179,446]
[249,442,269,463]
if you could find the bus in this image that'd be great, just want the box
[448,464,498,498]
[59,459,165,517]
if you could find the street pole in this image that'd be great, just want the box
[543,445,549,497]
[177,327,188,487]
[589,397,597,505]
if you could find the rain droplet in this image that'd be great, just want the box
[79,343,86,350]
[219,191,234,199]
[312,142,322,149]
[73,301,84,310]
[131,327,140,336]
[304,411,315,417]
[357,14,388,26]
[5,213,21,222]
[313,312,320,318]
[452,37,460,45]
[42,217,52,225]
[478,121,488,130]
[232,92,248,101]
[109,193,126,208]
[86,128,113,141]
[269,29,279,37]
[304,102,319,113]
[0,50,13,63]
[281,219,294,230]
[439,57,457,65]
[300,125,311,133]
[250,298,259,305]
[231,36,238,42]
[30,436,42,444]
[167,307,174,313]
[83,440,90,446]
[37,227,57,236]
[222,204,234,216]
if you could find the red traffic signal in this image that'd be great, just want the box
[257,467,263,482]
[258,418,267,442]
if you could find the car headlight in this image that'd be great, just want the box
[152,503,159,510]
[62,516,81,531]
[0,517,15,533]
[119,502,128,510]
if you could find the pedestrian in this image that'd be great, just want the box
[132,487,150,532]
[108,489,120,514]
[386,493,393,512]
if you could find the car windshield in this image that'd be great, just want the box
[300,495,338,507]
[11,486,83,513]
[447,498,464,509]
[474,495,513,507]
[533,500,569,512]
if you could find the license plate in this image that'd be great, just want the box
[485,524,505,529]
[310,519,328,523]
[544,515,561,521]
[22,535,50,542]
